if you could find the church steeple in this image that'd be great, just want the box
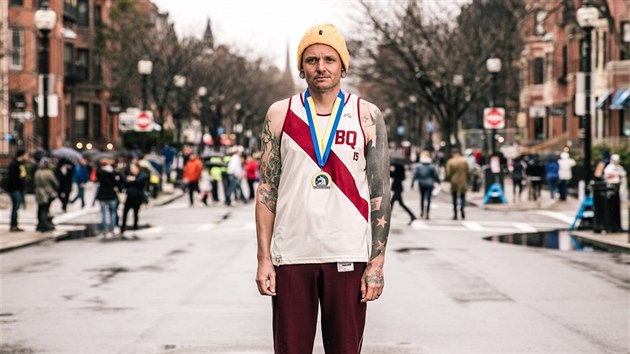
[282,39,295,93]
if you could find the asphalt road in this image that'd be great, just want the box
[1,190,628,354]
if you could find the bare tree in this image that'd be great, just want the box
[354,0,524,156]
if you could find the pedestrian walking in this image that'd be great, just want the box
[198,168,212,206]
[55,158,74,212]
[69,157,89,208]
[95,159,121,238]
[120,162,147,236]
[209,157,224,203]
[411,150,440,219]
[526,155,544,201]
[255,23,391,354]
[510,156,527,203]
[162,144,175,182]
[446,148,470,220]
[7,148,28,232]
[244,153,260,201]
[34,158,58,232]
[182,152,202,207]
[545,156,560,199]
[226,148,246,206]
[557,152,576,201]
[390,163,416,224]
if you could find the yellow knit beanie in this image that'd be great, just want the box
[297,23,349,72]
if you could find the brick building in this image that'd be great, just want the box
[521,0,630,151]
[3,0,116,163]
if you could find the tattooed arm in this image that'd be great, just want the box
[359,100,392,303]
[255,99,287,297]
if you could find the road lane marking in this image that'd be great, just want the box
[195,224,217,231]
[534,211,574,224]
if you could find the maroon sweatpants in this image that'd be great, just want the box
[272,262,367,354]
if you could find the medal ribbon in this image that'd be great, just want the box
[304,89,345,168]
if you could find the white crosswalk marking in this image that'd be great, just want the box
[513,222,538,232]
[462,221,484,231]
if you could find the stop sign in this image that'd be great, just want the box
[483,107,505,129]
[134,111,153,132]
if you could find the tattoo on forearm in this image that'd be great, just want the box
[366,106,391,260]
[259,115,281,213]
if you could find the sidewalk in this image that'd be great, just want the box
[0,183,183,252]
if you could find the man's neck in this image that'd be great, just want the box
[308,86,341,115]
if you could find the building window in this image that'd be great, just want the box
[92,105,102,138]
[75,103,88,137]
[534,57,544,84]
[77,0,89,26]
[10,29,24,70]
[534,118,544,140]
[94,5,103,27]
[64,44,74,77]
[76,49,89,80]
[535,10,546,36]
[10,0,23,6]
[621,22,630,61]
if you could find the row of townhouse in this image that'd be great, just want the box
[521,0,630,152]
[0,0,162,164]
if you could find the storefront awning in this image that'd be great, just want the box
[595,91,612,108]
[610,89,630,110]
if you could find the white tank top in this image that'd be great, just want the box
[271,91,371,266]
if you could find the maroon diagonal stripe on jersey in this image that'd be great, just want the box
[284,109,369,222]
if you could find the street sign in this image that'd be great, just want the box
[119,111,136,131]
[134,111,153,132]
[483,107,505,129]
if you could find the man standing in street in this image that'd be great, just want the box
[446,148,470,220]
[255,23,391,353]
[7,149,28,232]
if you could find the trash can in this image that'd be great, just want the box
[591,181,622,233]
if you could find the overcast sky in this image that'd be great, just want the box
[151,0,468,74]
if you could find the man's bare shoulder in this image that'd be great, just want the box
[265,98,291,137]
[359,99,382,129]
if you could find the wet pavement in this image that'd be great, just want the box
[0,183,628,353]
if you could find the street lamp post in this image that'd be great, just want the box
[571,0,600,230]
[173,75,186,179]
[197,86,208,150]
[577,0,598,190]
[34,0,57,152]
[486,56,502,155]
[137,58,153,111]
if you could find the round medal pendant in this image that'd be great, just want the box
[311,171,332,189]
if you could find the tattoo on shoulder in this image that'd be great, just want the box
[259,115,281,213]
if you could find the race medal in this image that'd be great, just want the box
[311,171,332,189]
[304,89,345,189]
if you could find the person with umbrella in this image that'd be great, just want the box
[55,158,75,212]
[70,157,89,208]
[34,158,58,232]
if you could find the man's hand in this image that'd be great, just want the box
[360,257,384,302]
[256,259,277,296]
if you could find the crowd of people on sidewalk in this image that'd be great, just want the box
[4,144,261,238]
[389,146,627,225]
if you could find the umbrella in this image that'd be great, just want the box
[91,152,115,164]
[52,147,83,162]
[138,159,159,175]
[389,150,410,165]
